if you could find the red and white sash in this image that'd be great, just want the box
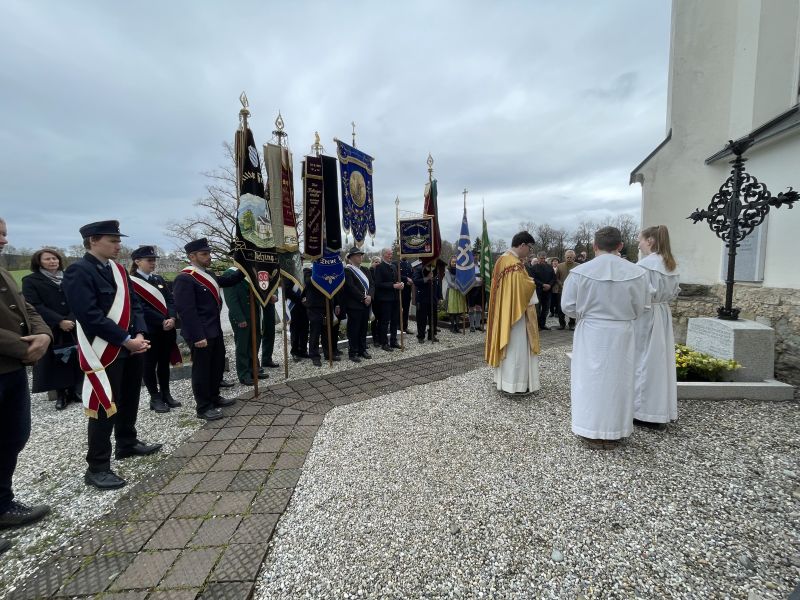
[131,276,183,365]
[76,261,130,418]
[181,266,221,306]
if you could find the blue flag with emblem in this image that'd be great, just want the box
[311,249,345,299]
[455,204,476,294]
[337,140,375,247]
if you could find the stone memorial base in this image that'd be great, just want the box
[685,317,775,382]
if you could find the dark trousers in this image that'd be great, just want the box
[550,292,560,316]
[190,335,225,415]
[261,304,276,363]
[87,355,142,472]
[537,291,551,329]
[556,297,575,328]
[377,300,399,346]
[416,301,433,340]
[143,327,176,396]
[401,290,411,332]
[0,368,31,512]
[347,307,368,355]
[308,307,337,358]
[290,308,309,357]
[230,320,258,381]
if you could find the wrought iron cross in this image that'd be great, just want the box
[688,137,798,320]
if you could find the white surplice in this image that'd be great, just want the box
[561,254,650,439]
[633,253,680,423]
[494,291,540,393]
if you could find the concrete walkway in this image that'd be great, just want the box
[8,331,572,599]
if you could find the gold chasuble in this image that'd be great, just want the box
[484,251,540,367]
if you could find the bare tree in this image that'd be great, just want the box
[491,238,508,253]
[570,220,596,257]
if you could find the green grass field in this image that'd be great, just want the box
[9,270,30,287]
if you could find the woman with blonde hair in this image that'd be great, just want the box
[633,225,680,429]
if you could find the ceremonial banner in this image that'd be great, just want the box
[233,125,281,305]
[321,155,342,250]
[336,140,375,247]
[265,143,300,252]
[480,209,493,288]
[302,157,324,260]
[398,216,434,258]
[422,179,441,266]
[455,205,476,294]
[311,249,345,299]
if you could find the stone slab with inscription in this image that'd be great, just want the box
[686,317,775,382]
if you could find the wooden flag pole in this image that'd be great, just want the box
[395,197,404,351]
[249,288,259,395]
[280,274,289,379]
[427,155,437,343]
[325,297,334,367]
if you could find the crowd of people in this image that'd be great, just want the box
[486,225,680,450]
[0,214,678,554]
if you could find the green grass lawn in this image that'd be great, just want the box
[9,270,30,287]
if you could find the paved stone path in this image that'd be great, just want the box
[8,331,572,600]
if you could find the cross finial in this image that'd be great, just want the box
[351,121,356,147]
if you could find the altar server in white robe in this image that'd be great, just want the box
[562,226,650,447]
[633,225,680,427]
[485,231,540,394]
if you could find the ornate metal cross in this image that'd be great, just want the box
[688,137,798,320]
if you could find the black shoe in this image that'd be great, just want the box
[239,378,255,386]
[418,337,425,344]
[633,419,667,431]
[198,408,224,420]
[390,342,401,349]
[311,356,322,367]
[149,399,170,413]
[359,351,372,359]
[55,396,68,411]
[568,325,575,331]
[0,538,9,554]
[349,355,361,363]
[162,393,182,408]
[219,379,235,388]
[116,441,162,460]
[381,344,394,352]
[257,369,266,377]
[0,501,51,528]
[264,360,280,368]
[84,469,126,490]
[469,327,475,332]
[66,388,82,403]
[213,396,236,407]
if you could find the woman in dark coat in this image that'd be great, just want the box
[21,248,82,410]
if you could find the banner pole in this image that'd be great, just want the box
[249,288,259,395]
[395,197,404,351]
[280,274,289,379]
[325,297,334,367]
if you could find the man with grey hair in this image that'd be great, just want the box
[528,251,556,330]
[556,250,579,330]
[0,217,53,554]
[372,247,404,351]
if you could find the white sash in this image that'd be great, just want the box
[346,264,369,295]
[131,276,168,315]
[182,266,221,305]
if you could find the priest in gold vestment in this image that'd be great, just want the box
[485,231,540,394]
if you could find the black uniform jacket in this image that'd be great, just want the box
[373,261,400,303]
[130,271,177,332]
[341,266,375,311]
[412,265,442,304]
[62,253,147,350]
[173,267,244,344]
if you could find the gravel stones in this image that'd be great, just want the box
[254,347,800,599]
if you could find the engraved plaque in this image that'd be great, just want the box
[720,216,768,282]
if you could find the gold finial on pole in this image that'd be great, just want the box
[239,92,250,125]
[310,131,324,157]
[351,121,356,147]
[427,153,434,182]
[272,111,288,148]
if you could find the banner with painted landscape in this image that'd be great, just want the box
[398,216,434,258]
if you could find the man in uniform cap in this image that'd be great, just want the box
[341,247,374,362]
[0,217,52,553]
[130,245,181,412]
[172,238,245,420]
[62,220,162,490]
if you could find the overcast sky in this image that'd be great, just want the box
[1,0,671,254]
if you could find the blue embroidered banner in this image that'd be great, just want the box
[311,249,345,299]
[336,140,375,247]
[455,205,476,294]
[398,216,434,258]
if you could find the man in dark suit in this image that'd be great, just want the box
[0,217,52,554]
[221,266,264,386]
[303,269,341,366]
[341,247,374,362]
[62,221,161,490]
[399,257,413,334]
[173,238,245,421]
[130,245,181,412]
[373,248,404,351]
[284,269,310,361]
[412,262,441,343]
[528,251,556,331]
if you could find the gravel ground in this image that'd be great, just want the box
[0,323,485,595]
[255,347,800,600]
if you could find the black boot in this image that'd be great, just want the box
[149,393,170,413]
[162,392,182,408]
[55,391,68,411]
